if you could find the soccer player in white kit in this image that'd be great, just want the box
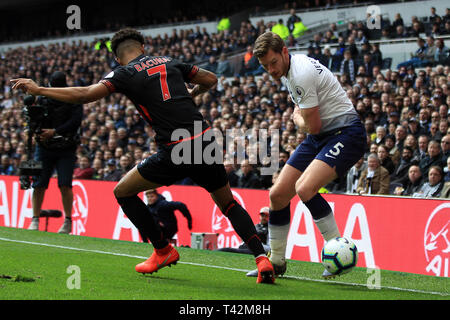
[249,31,366,278]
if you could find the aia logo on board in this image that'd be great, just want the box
[424,203,450,277]
[211,190,245,249]
[71,181,89,235]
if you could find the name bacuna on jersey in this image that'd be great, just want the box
[281,54,360,134]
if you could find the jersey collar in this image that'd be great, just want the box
[286,54,292,77]
[283,54,292,80]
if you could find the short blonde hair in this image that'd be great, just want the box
[253,31,285,59]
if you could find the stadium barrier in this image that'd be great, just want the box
[0,175,448,278]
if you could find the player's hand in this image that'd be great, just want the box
[292,107,308,133]
[10,78,41,95]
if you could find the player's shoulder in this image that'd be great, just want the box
[288,54,317,84]
[290,54,316,72]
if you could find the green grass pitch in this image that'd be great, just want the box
[0,226,448,301]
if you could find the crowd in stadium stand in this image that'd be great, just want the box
[0,4,449,198]
[0,0,370,44]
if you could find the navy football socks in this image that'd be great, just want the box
[223,200,266,257]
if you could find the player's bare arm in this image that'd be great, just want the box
[292,107,308,133]
[293,106,322,134]
[188,68,217,98]
[10,79,109,104]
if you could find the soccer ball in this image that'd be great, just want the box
[321,237,358,275]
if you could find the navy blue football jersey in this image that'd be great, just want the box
[100,54,209,146]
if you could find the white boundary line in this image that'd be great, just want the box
[0,237,448,297]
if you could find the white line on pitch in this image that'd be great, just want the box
[0,236,448,297]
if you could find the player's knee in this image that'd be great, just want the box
[295,181,315,202]
[269,188,288,208]
[113,183,126,199]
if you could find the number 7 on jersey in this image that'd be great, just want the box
[147,64,171,101]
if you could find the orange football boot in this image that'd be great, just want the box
[135,244,180,274]
[256,256,275,284]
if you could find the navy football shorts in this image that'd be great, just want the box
[137,136,228,193]
[287,120,366,177]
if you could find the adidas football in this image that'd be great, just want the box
[321,237,358,275]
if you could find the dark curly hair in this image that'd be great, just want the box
[111,28,145,57]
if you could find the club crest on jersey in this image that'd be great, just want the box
[295,86,305,104]
[295,86,305,97]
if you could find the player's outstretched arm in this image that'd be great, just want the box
[10,78,110,104]
[188,68,217,98]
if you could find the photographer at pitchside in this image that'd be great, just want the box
[27,71,83,234]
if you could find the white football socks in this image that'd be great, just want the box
[314,213,340,242]
[268,223,290,266]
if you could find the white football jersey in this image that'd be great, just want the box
[281,53,359,133]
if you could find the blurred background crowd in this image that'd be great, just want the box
[0,0,449,198]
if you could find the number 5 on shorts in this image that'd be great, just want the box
[325,142,344,159]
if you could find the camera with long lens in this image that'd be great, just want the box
[18,95,47,189]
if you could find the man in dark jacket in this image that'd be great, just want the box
[142,189,193,243]
[419,140,444,177]
[237,159,262,189]
[391,146,413,183]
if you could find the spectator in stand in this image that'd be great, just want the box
[394,124,407,152]
[407,117,421,138]
[391,146,414,183]
[241,45,263,76]
[0,155,15,175]
[374,126,387,145]
[409,21,423,38]
[92,158,104,180]
[204,55,218,74]
[119,155,133,173]
[377,144,395,175]
[392,25,408,39]
[393,164,423,196]
[346,157,367,194]
[237,159,262,189]
[362,53,376,78]
[414,134,430,162]
[392,13,404,30]
[430,121,441,141]
[1,15,449,197]
[224,159,239,188]
[441,134,450,163]
[439,119,449,140]
[73,155,95,180]
[424,36,437,66]
[385,134,401,165]
[216,53,233,77]
[340,50,356,83]
[356,153,390,195]
[419,140,444,177]
[102,159,123,181]
[443,156,450,183]
[397,38,431,69]
[413,165,444,198]
[429,7,441,24]
[434,39,449,65]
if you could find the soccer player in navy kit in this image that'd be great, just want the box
[11,28,275,284]
[251,31,366,278]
